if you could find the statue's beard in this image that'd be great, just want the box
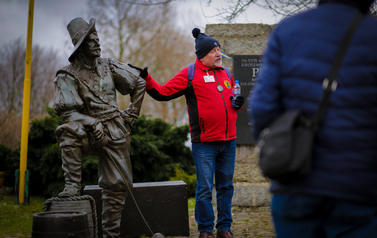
[76,50,101,71]
[92,48,101,57]
[89,48,101,58]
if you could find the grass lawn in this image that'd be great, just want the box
[0,195,196,237]
[0,196,45,236]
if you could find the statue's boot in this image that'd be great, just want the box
[58,146,82,197]
[102,189,127,238]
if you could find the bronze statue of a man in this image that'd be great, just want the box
[53,17,146,237]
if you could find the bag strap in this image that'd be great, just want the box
[223,67,232,83]
[312,12,364,130]
[187,63,195,90]
[188,63,195,81]
[187,63,232,89]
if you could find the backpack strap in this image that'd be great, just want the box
[223,67,232,84]
[187,63,195,89]
[187,63,232,88]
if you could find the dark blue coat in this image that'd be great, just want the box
[249,2,377,204]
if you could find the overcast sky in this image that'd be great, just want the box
[0,0,278,60]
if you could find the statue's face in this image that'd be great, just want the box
[82,31,101,58]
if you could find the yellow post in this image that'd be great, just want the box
[19,0,34,204]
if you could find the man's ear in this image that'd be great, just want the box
[199,58,204,64]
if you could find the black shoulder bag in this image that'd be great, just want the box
[256,12,364,183]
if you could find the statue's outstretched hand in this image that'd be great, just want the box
[128,64,148,78]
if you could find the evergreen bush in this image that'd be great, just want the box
[0,144,16,187]
[170,167,196,198]
[130,115,195,183]
[2,109,195,197]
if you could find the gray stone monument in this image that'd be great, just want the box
[205,23,272,208]
[233,54,262,145]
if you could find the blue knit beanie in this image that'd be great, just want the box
[192,28,221,59]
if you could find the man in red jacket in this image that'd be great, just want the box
[130,28,244,238]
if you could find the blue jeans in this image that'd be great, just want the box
[271,193,377,238]
[191,139,236,233]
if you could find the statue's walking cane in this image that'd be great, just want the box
[92,130,166,238]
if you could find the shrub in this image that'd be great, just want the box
[130,115,195,183]
[169,167,196,198]
[2,109,195,197]
[22,108,63,196]
[0,144,13,171]
[0,144,16,187]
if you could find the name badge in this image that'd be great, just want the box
[203,75,215,83]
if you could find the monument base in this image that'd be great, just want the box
[84,181,189,238]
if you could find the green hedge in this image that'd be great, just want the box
[1,108,195,197]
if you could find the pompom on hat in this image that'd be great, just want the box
[192,28,220,59]
[67,17,96,62]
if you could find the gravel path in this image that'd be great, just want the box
[175,206,276,238]
[0,204,276,238]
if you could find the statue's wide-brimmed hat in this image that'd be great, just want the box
[67,17,96,62]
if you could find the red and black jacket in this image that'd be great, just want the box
[144,59,240,143]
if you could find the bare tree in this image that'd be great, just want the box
[0,37,61,116]
[371,3,377,15]
[0,38,25,115]
[88,0,195,125]
[88,0,176,62]
[0,37,62,148]
[207,0,376,23]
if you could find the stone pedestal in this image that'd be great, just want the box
[212,145,271,208]
[84,181,189,237]
[233,145,271,207]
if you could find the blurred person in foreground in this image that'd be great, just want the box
[130,28,244,238]
[249,0,377,237]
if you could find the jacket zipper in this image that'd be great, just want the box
[212,69,228,140]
